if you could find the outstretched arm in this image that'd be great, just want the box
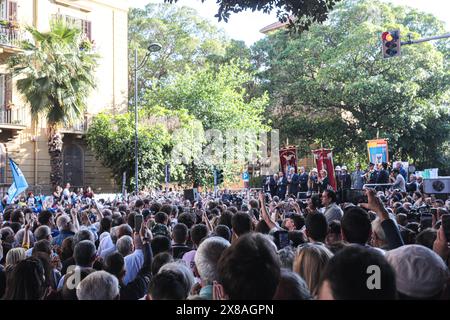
[258,192,279,230]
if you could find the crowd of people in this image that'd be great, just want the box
[0,164,449,300]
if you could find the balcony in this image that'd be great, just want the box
[0,23,24,52]
[0,107,26,128]
[0,107,26,141]
[61,116,89,135]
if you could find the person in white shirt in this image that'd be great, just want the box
[322,189,343,224]
[391,169,406,192]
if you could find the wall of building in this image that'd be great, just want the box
[0,0,128,194]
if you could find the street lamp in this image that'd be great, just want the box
[134,42,162,194]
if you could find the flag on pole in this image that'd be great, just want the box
[7,159,28,204]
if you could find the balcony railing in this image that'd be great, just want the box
[0,107,26,126]
[0,24,23,48]
[62,116,89,133]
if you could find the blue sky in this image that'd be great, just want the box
[132,0,450,45]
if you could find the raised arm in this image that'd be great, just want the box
[361,188,404,249]
[258,192,279,230]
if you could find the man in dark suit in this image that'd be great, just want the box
[268,174,278,198]
[277,171,288,200]
[367,162,378,184]
[340,166,352,190]
[287,167,300,197]
[298,166,309,192]
[376,162,390,191]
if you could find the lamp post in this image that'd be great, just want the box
[134,42,162,194]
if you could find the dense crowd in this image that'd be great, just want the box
[0,162,449,300]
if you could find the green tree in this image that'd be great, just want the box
[253,0,449,170]
[9,20,98,187]
[145,62,270,187]
[86,107,204,190]
[129,3,227,103]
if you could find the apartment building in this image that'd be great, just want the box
[0,0,129,195]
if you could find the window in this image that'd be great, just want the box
[52,13,92,40]
[63,143,84,187]
[7,0,16,21]
[0,74,5,108]
[0,0,17,21]
[0,0,7,20]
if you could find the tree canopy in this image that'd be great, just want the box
[252,0,450,172]
[129,3,227,101]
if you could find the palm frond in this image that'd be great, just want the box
[8,21,99,126]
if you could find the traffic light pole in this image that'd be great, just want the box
[401,32,450,46]
[213,167,218,198]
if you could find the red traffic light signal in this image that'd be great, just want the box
[382,30,401,58]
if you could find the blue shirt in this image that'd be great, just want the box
[52,230,75,247]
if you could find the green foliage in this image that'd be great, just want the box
[86,108,203,190]
[128,3,227,102]
[144,61,270,187]
[253,0,449,171]
[9,20,99,127]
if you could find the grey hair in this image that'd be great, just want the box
[34,225,52,241]
[76,271,119,300]
[372,218,386,242]
[278,246,296,270]
[57,215,71,231]
[110,226,119,244]
[159,261,195,297]
[116,235,133,257]
[73,229,96,248]
[194,236,230,283]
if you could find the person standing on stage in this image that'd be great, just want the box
[298,167,309,192]
[269,173,278,198]
[351,163,365,189]
[318,170,330,193]
[308,169,319,193]
[365,163,378,185]
[287,167,300,198]
[277,171,288,200]
[340,166,352,190]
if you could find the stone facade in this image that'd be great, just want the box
[0,0,129,195]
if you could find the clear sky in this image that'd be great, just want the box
[131,0,450,45]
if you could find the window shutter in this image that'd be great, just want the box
[84,20,92,40]
[8,1,17,21]
[5,74,12,109]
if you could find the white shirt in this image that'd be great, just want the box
[98,233,116,259]
[123,249,144,285]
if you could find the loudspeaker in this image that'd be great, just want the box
[423,177,450,194]
[183,188,198,203]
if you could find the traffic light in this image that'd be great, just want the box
[382,30,401,58]
[214,169,224,186]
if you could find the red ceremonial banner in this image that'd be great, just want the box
[279,146,298,174]
[312,148,337,191]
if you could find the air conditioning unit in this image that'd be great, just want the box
[423,177,450,194]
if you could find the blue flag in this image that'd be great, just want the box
[7,159,28,204]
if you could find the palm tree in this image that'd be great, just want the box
[9,20,98,187]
